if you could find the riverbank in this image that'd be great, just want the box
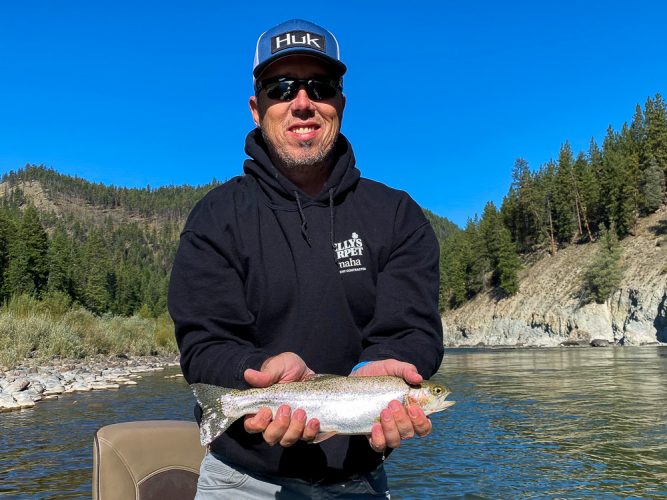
[444,339,666,349]
[0,354,180,412]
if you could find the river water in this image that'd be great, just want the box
[1,347,666,499]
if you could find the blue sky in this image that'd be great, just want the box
[1,1,665,226]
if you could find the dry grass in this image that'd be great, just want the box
[0,294,177,370]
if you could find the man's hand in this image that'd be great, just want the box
[243,352,320,446]
[351,359,432,452]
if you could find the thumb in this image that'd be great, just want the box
[397,363,423,385]
[244,368,277,388]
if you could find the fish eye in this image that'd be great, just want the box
[432,386,443,395]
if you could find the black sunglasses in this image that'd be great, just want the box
[255,76,342,101]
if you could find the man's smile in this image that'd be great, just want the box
[287,122,321,141]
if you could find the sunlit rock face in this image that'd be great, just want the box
[443,208,667,348]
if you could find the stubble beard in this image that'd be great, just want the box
[262,131,335,173]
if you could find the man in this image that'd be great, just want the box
[168,19,444,498]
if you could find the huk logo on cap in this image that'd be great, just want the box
[271,30,326,54]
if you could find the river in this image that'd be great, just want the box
[1,347,666,499]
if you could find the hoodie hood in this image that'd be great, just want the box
[242,128,360,206]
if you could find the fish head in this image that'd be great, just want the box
[407,381,455,416]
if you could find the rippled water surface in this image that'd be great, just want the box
[1,347,666,499]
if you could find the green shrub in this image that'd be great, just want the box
[40,322,89,359]
[0,311,48,368]
[2,294,41,318]
[155,312,176,351]
[35,291,73,319]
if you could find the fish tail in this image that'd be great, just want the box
[190,383,235,446]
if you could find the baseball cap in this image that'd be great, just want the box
[253,19,347,80]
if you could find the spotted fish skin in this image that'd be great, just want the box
[191,375,454,446]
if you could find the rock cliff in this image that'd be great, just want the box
[442,207,667,347]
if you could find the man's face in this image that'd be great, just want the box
[249,56,345,170]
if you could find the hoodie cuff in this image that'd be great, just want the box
[236,350,271,385]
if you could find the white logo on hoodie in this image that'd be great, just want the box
[333,232,366,274]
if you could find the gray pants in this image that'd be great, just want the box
[195,451,390,499]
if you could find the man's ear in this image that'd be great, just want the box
[249,95,261,127]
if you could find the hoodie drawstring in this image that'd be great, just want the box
[293,189,336,260]
[328,188,336,260]
[294,191,311,247]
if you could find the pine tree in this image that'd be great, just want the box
[639,157,666,214]
[440,233,467,309]
[573,152,594,241]
[478,202,500,277]
[3,205,49,297]
[112,263,143,316]
[587,138,605,230]
[462,219,485,298]
[0,210,16,298]
[80,229,111,314]
[477,203,521,294]
[47,228,73,294]
[496,226,521,295]
[584,224,623,303]
[502,158,538,252]
[601,127,636,237]
[644,94,667,182]
[553,142,577,243]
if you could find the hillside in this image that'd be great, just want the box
[0,165,457,318]
[0,165,220,316]
[443,206,667,346]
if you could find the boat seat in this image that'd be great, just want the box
[93,420,206,500]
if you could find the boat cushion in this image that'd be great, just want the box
[93,420,206,500]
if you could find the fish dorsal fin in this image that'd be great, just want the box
[312,431,338,444]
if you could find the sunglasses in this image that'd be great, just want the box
[255,76,342,101]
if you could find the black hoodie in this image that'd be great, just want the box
[168,129,444,482]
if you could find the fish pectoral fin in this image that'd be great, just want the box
[312,431,338,444]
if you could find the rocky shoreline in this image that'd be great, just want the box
[0,354,180,412]
[445,339,666,349]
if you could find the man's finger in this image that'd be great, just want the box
[379,408,402,449]
[301,418,320,442]
[262,404,291,445]
[279,408,307,447]
[389,400,414,440]
[244,408,273,433]
[369,422,386,453]
[408,405,432,437]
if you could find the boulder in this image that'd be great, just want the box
[12,392,36,408]
[0,394,20,412]
[5,378,29,394]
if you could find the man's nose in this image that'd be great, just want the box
[291,86,314,111]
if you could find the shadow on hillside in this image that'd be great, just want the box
[648,219,667,236]
[489,288,511,302]
[656,295,667,343]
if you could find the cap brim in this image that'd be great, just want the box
[253,50,347,79]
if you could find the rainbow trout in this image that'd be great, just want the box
[191,375,454,445]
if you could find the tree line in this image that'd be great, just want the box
[439,93,667,310]
[0,167,220,317]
